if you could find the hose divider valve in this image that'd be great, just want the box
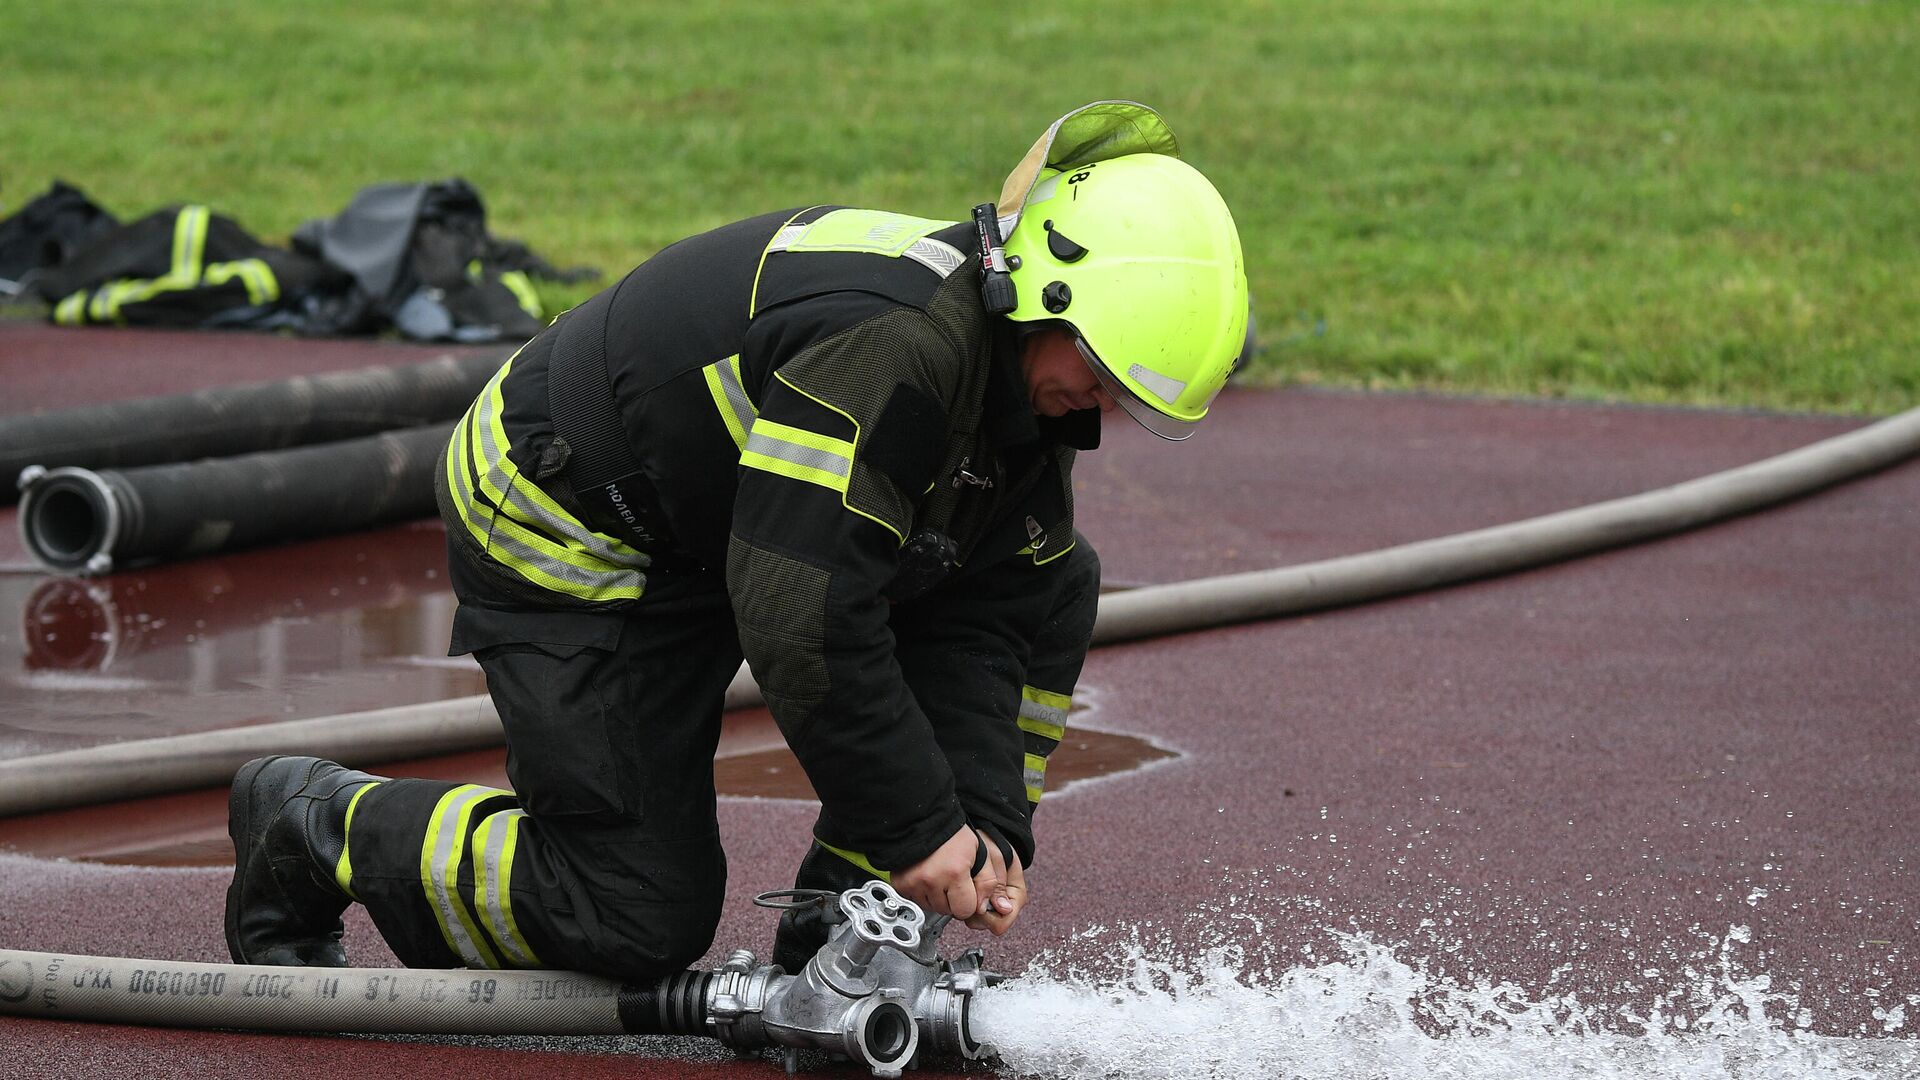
[679,880,999,1076]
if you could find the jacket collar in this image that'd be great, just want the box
[984,320,1102,452]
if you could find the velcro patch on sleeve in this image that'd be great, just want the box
[865,382,948,494]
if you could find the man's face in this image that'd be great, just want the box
[1021,327,1117,418]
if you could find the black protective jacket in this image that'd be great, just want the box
[450,206,1094,871]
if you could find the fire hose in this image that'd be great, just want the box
[15,423,451,575]
[3,402,1919,816]
[0,881,997,1078]
[0,350,505,507]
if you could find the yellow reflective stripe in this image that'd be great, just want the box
[54,291,88,325]
[702,354,756,453]
[1022,686,1070,712]
[816,840,890,882]
[1017,715,1066,742]
[446,411,606,598]
[742,417,853,490]
[472,810,541,967]
[750,206,825,318]
[67,208,214,325]
[1024,752,1048,804]
[1023,535,1077,566]
[421,784,509,969]
[499,270,542,320]
[473,361,648,570]
[203,258,280,305]
[770,209,955,259]
[47,211,288,324]
[446,407,644,602]
[332,781,378,901]
[172,205,208,282]
[90,280,140,322]
[753,371,906,544]
[1018,686,1070,742]
[437,352,648,602]
[448,410,586,598]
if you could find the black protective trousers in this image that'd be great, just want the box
[339,535,1100,981]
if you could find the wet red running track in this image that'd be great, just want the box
[2,320,1916,1076]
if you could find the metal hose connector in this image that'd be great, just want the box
[0,882,999,1077]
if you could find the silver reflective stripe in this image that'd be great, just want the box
[450,417,647,595]
[707,355,758,452]
[903,237,965,277]
[426,786,505,968]
[471,383,649,571]
[475,810,538,967]
[464,380,652,576]
[768,223,808,251]
[766,215,961,277]
[1128,363,1189,407]
[1019,697,1068,734]
[1019,686,1069,742]
[744,430,852,478]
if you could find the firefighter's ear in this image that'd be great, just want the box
[866,383,946,493]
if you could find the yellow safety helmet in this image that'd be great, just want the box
[994,103,1248,440]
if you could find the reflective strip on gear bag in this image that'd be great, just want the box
[53,290,87,325]
[55,205,213,325]
[702,353,757,453]
[421,784,516,969]
[499,270,543,321]
[202,258,281,305]
[442,353,650,602]
[472,809,542,967]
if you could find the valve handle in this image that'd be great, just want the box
[840,881,924,951]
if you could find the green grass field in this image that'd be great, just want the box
[3,1,1915,413]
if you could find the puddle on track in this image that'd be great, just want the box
[0,516,1176,863]
[1,521,483,755]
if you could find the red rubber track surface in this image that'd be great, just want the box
[2,321,1916,1076]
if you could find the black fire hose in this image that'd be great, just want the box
[0,350,506,506]
[16,424,452,575]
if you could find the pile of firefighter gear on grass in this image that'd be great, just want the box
[0,178,595,342]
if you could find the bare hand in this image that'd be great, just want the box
[963,829,1028,936]
[890,825,985,920]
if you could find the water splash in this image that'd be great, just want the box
[973,928,1920,1080]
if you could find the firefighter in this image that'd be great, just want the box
[224,102,1248,980]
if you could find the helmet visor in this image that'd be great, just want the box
[1075,337,1201,442]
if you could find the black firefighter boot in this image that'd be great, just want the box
[225,755,382,967]
[771,842,874,974]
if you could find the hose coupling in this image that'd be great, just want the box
[685,880,1001,1076]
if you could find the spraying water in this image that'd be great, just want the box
[972,923,1920,1080]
